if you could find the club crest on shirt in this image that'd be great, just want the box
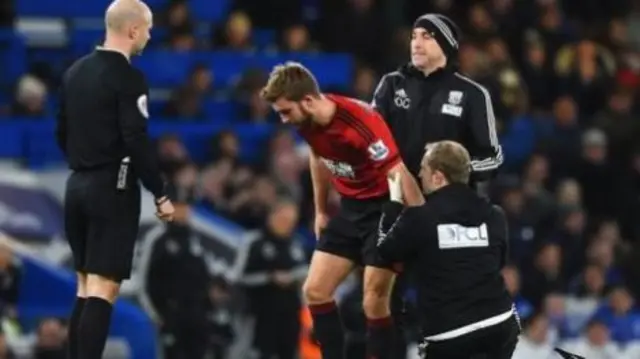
[448,90,463,105]
[137,94,149,119]
[368,139,390,161]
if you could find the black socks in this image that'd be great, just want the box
[76,297,113,359]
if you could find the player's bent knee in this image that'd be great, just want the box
[362,266,395,318]
[362,289,392,318]
[85,273,121,303]
[302,278,334,305]
[76,272,88,298]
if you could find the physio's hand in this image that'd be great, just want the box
[314,212,330,240]
[387,172,403,203]
[155,196,175,222]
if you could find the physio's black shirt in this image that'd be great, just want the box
[56,49,164,197]
[378,183,512,337]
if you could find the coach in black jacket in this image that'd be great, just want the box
[372,14,502,189]
[378,141,519,359]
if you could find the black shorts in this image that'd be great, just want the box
[420,316,520,359]
[64,168,141,281]
[317,196,393,269]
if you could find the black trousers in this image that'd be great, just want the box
[421,316,520,359]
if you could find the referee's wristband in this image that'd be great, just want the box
[155,196,169,205]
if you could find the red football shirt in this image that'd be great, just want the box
[297,94,401,199]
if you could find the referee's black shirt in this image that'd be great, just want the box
[372,64,503,181]
[56,48,164,198]
[377,183,512,338]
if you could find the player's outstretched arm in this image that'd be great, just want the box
[309,149,332,215]
[387,162,425,207]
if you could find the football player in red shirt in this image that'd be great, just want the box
[261,62,424,359]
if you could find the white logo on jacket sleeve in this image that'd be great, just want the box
[437,223,489,249]
[137,94,149,119]
[368,139,390,161]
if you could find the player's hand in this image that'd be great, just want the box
[314,212,330,240]
[272,271,294,287]
[387,172,403,203]
[155,196,175,222]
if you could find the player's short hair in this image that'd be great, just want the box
[423,141,471,184]
[260,62,321,103]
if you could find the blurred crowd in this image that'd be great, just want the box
[3,0,640,358]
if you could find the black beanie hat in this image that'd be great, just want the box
[413,14,461,58]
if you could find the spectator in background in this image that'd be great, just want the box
[161,0,195,41]
[280,24,315,53]
[227,176,278,229]
[156,134,190,175]
[32,318,66,359]
[592,286,640,344]
[566,265,607,335]
[542,292,571,342]
[213,11,254,51]
[561,319,622,359]
[10,74,48,118]
[593,88,639,169]
[498,181,538,265]
[543,96,582,182]
[351,66,377,101]
[555,39,616,118]
[522,243,565,307]
[512,313,555,359]
[552,206,587,280]
[576,129,619,221]
[502,265,534,320]
[206,277,235,359]
[520,36,555,112]
[166,27,197,52]
[162,88,205,120]
[0,332,15,359]
[0,245,20,322]
[239,200,307,359]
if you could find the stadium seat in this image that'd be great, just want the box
[189,0,231,23]
[0,30,27,88]
[0,122,26,159]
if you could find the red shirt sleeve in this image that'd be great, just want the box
[363,111,402,173]
[338,99,402,174]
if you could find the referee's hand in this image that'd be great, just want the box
[155,196,175,222]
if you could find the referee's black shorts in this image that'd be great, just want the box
[421,315,520,359]
[64,167,141,281]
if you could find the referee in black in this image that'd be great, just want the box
[377,141,519,359]
[371,13,503,191]
[55,1,174,359]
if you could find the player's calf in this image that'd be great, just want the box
[303,251,354,359]
[363,266,396,359]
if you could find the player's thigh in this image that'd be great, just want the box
[303,250,355,303]
[316,212,363,265]
[482,317,520,359]
[85,188,141,281]
[363,266,396,300]
[64,175,89,270]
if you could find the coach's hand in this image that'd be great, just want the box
[314,212,330,240]
[155,196,175,222]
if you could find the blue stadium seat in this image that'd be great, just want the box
[203,99,236,123]
[134,51,202,88]
[24,121,64,167]
[17,0,170,18]
[189,0,231,23]
[0,122,26,159]
[68,28,104,57]
[253,29,277,50]
[135,51,353,89]
[0,30,27,89]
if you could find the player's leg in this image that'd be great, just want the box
[303,251,355,359]
[77,185,140,359]
[362,266,396,359]
[63,175,89,359]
